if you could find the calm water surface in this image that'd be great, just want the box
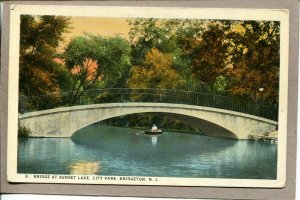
[18,125,277,179]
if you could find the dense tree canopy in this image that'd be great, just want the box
[19,15,71,97]
[128,18,205,91]
[62,35,131,105]
[128,48,184,89]
[128,18,280,101]
[226,21,280,102]
[185,22,231,92]
[19,15,280,113]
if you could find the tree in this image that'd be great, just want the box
[128,48,184,89]
[128,18,280,104]
[182,21,231,93]
[62,35,131,105]
[19,15,71,97]
[128,18,206,91]
[19,15,71,110]
[226,21,280,102]
[128,18,178,66]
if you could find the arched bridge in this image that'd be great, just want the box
[19,88,278,139]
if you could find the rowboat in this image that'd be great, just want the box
[145,129,164,135]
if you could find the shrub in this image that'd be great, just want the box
[18,126,31,137]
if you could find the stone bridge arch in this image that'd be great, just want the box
[19,103,277,139]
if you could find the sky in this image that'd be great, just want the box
[61,17,131,47]
[59,16,246,50]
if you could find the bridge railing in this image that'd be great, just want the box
[19,88,278,121]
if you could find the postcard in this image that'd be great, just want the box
[6,4,289,188]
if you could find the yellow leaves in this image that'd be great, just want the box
[144,48,173,69]
[129,48,183,89]
[30,67,60,95]
[231,23,246,35]
[128,66,149,88]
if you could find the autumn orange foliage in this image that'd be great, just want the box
[30,67,60,94]
[70,58,102,81]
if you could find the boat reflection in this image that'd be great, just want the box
[69,161,100,175]
[151,136,157,147]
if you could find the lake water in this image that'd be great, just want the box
[18,124,277,179]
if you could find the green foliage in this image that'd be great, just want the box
[62,35,132,105]
[129,18,279,103]
[214,75,230,93]
[128,18,205,90]
[53,65,74,92]
[18,126,31,137]
[19,15,280,114]
[129,18,183,64]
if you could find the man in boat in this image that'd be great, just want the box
[152,124,158,132]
